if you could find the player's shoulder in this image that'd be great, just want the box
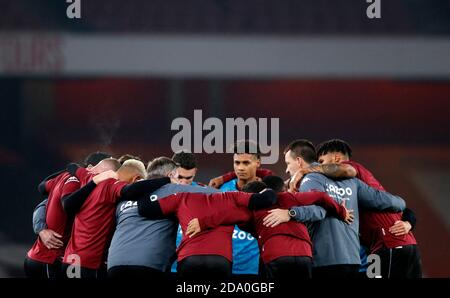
[63,175,80,185]
[97,178,122,190]
[171,183,202,192]
[96,177,119,185]
[76,167,94,182]
[117,199,138,214]
[111,179,129,190]
[299,172,329,191]
[334,176,361,190]
[220,179,238,191]
[75,166,88,176]
[48,172,66,186]
[303,172,327,181]
[343,160,367,172]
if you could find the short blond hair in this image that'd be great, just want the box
[120,159,147,180]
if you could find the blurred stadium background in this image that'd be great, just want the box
[0,0,449,277]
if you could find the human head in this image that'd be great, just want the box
[232,140,261,182]
[284,139,317,177]
[262,175,286,193]
[90,158,121,175]
[117,159,147,183]
[242,181,267,193]
[172,151,197,185]
[146,157,179,182]
[118,154,143,165]
[316,139,352,165]
[83,151,112,168]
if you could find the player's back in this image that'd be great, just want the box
[252,193,311,246]
[345,161,417,252]
[245,192,314,263]
[108,183,219,272]
[28,172,73,263]
[301,169,405,267]
[65,178,125,269]
[300,173,362,267]
[44,173,74,243]
[175,192,244,263]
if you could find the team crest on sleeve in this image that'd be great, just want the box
[300,177,311,185]
[65,176,79,184]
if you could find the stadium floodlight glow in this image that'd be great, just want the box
[171,110,279,164]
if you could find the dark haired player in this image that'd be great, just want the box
[217,140,264,278]
[32,152,113,238]
[172,151,200,186]
[265,139,408,278]
[118,154,143,164]
[25,154,114,279]
[25,172,82,278]
[316,139,422,278]
[83,152,112,168]
[170,151,207,274]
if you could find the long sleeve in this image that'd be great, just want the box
[32,199,48,234]
[199,208,252,231]
[287,191,346,220]
[291,173,329,222]
[118,177,170,201]
[61,181,96,216]
[222,189,277,210]
[291,205,327,222]
[137,193,180,219]
[37,170,66,196]
[248,189,277,210]
[356,180,405,212]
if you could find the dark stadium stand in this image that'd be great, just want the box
[1,0,449,35]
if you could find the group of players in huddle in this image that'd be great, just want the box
[24,139,422,281]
